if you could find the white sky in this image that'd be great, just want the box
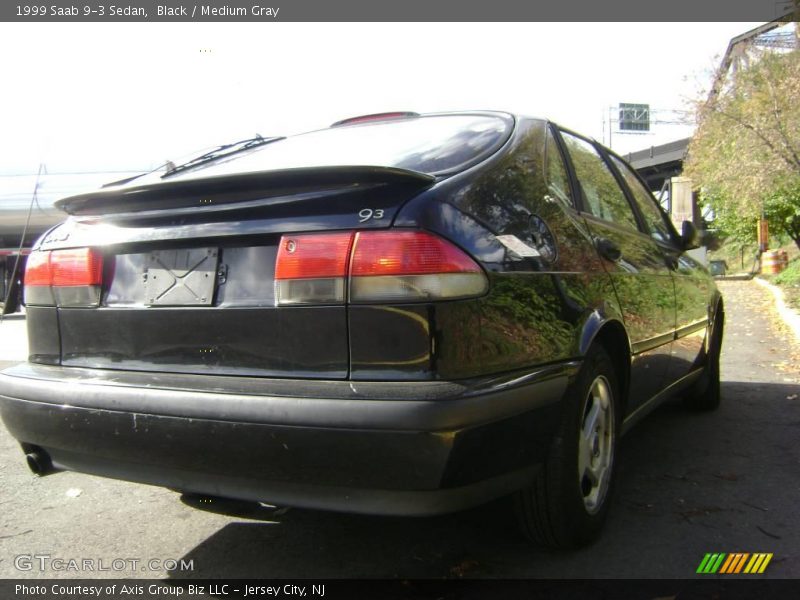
[0,22,761,176]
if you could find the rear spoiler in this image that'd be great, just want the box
[54,166,435,217]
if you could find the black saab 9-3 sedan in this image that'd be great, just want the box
[0,111,723,548]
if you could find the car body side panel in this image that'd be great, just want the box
[550,126,679,413]
[390,119,622,381]
[349,279,619,382]
[664,249,715,384]
[599,146,713,392]
[579,216,677,412]
[349,304,433,379]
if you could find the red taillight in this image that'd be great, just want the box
[24,248,104,307]
[350,231,481,276]
[274,233,354,305]
[51,248,104,287]
[275,230,487,305]
[23,251,52,287]
[275,233,354,280]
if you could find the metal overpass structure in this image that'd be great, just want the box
[625,138,691,194]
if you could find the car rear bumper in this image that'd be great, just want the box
[0,361,577,516]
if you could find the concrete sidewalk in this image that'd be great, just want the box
[718,280,800,385]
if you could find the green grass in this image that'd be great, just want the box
[774,257,800,286]
[707,243,760,274]
[773,257,800,311]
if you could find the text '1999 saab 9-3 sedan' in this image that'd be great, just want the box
[0,111,723,549]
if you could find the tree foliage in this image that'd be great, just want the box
[685,43,800,249]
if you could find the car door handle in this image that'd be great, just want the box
[595,238,622,262]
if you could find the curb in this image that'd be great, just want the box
[754,277,800,344]
[716,274,756,281]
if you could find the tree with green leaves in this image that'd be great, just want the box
[685,42,800,250]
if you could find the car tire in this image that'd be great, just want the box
[514,345,620,549]
[684,307,724,412]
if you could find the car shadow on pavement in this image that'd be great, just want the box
[168,381,800,579]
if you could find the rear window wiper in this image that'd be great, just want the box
[162,134,285,178]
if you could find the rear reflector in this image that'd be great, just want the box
[24,248,104,307]
[275,230,487,305]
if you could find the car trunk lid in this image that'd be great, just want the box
[33,167,435,379]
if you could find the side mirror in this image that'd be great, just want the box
[680,220,700,250]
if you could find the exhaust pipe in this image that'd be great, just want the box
[24,448,54,476]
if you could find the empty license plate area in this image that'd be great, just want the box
[144,248,218,306]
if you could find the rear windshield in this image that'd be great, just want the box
[173,114,513,179]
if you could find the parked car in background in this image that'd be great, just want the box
[709,259,728,277]
[0,111,723,548]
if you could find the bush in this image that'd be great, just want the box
[774,257,800,286]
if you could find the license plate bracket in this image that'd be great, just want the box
[144,248,218,306]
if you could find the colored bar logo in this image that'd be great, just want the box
[697,553,773,574]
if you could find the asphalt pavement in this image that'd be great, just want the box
[0,280,799,579]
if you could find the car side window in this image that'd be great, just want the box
[610,155,676,244]
[560,132,639,231]
[545,128,573,206]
